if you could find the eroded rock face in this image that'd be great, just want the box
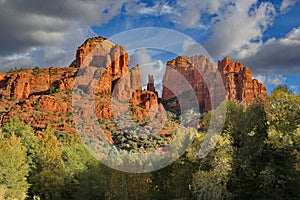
[111,65,163,120]
[0,68,77,101]
[162,55,222,112]
[162,56,267,112]
[218,57,267,105]
[0,36,266,135]
[75,37,129,96]
[0,37,163,132]
[112,65,142,101]
[147,75,155,93]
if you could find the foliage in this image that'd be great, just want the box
[0,86,299,199]
[31,125,64,199]
[2,117,41,173]
[265,85,300,133]
[76,162,110,200]
[100,116,175,152]
[261,86,300,199]
[105,171,152,200]
[0,134,29,200]
[39,125,63,170]
[61,135,98,199]
[32,66,42,76]
[192,133,233,200]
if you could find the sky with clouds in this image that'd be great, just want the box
[0,0,299,94]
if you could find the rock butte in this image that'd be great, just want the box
[162,55,267,112]
[0,36,267,135]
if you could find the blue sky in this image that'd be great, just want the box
[0,0,299,94]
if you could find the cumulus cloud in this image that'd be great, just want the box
[205,1,276,59]
[131,2,173,16]
[172,1,203,29]
[129,0,278,63]
[253,74,287,86]
[0,0,137,70]
[1,0,299,76]
[125,0,235,29]
[280,0,299,13]
[129,49,165,95]
[131,0,276,57]
[235,27,300,74]
[0,57,36,72]
[170,0,241,29]
[181,39,215,63]
[124,0,297,69]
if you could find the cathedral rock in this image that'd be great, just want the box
[0,36,267,134]
[0,37,162,132]
[162,55,267,112]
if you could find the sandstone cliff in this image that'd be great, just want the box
[218,57,267,104]
[0,36,267,135]
[162,56,267,112]
[0,37,162,132]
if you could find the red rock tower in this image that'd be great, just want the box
[147,75,155,92]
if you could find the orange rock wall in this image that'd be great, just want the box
[162,56,267,112]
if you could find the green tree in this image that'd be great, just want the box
[105,170,152,200]
[151,149,197,199]
[31,125,64,200]
[0,134,29,200]
[191,132,233,200]
[228,103,269,199]
[76,162,109,200]
[260,87,300,199]
[61,135,98,199]
[39,125,63,170]
[2,117,41,174]
[202,101,271,199]
[265,85,300,133]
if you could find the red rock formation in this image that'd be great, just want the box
[112,66,162,120]
[162,55,221,112]
[0,67,77,101]
[0,36,266,136]
[112,65,142,101]
[0,36,164,132]
[74,37,163,121]
[75,37,129,96]
[130,73,164,119]
[218,57,267,104]
[162,55,267,112]
[147,75,155,92]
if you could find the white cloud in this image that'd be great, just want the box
[253,74,267,85]
[235,27,300,74]
[205,1,276,58]
[126,0,235,29]
[0,0,137,70]
[266,74,287,85]
[1,0,299,76]
[280,0,298,13]
[138,3,173,15]
[126,1,173,16]
[0,57,36,72]
[253,74,287,86]
[181,39,213,60]
[174,1,203,28]
[0,24,95,69]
